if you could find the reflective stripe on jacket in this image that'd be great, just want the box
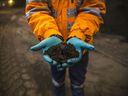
[25,0,106,43]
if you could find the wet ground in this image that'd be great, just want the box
[0,7,128,96]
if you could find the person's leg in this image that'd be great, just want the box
[69,52,89,96]
[51,65,66,96]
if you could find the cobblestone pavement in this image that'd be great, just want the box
[0,9,128,96]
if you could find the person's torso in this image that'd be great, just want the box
[49,0,83,40]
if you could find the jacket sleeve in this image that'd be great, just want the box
[25,0,62,41]
[68,0,106,43]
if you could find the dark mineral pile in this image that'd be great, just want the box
[44,43,79,64]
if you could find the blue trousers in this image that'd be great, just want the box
[51,53,89,96]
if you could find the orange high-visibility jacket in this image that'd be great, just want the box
[25,0,106,43]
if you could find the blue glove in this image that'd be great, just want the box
[31,36,62,64]
[56,37,94,71]
[65,37,94,65]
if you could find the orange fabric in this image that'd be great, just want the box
[68,0,106,42]
[25,2,62,40]
[25,0,106,43]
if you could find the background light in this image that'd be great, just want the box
[8,0,15,6]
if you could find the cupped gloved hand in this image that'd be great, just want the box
[31,36,62,65]
[55,37,94,71]
[63,37,94,67]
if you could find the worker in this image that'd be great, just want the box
[25,0,106,96]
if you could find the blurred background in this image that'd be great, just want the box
[0,0,25,8]
[0,0,128,96]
